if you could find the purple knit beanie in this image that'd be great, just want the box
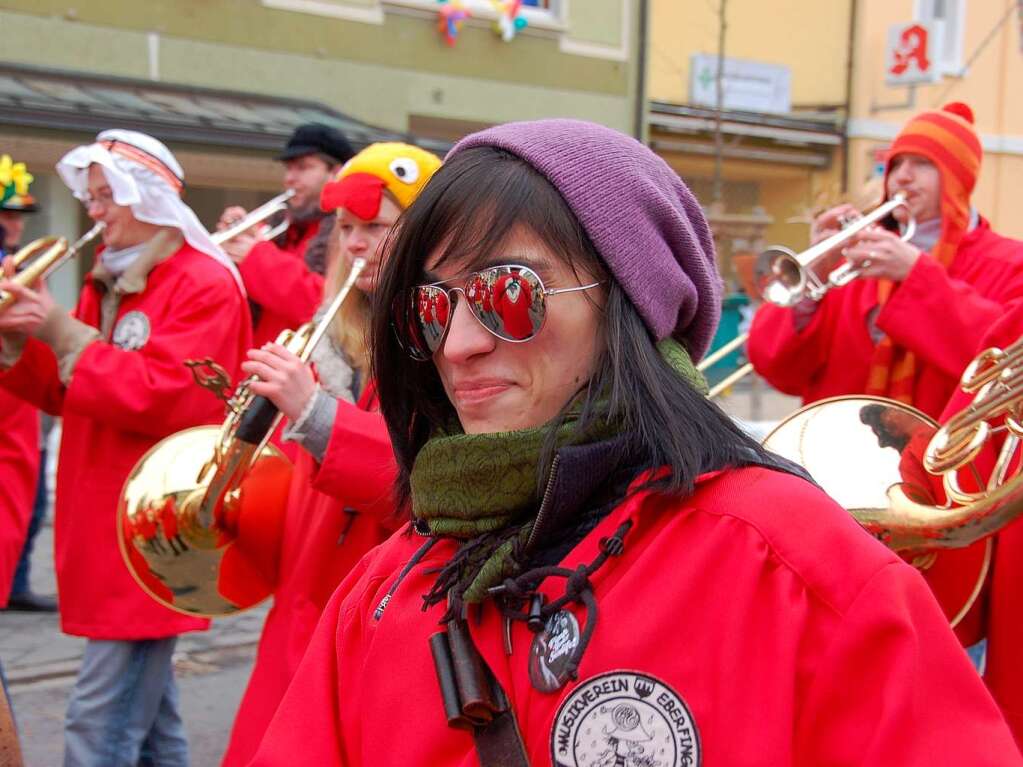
[449,119,722,361]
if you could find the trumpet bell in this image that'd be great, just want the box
[763,396,991,633]
[754,246,805,308]
[117,426,292,617]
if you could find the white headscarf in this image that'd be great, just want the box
[56,129,244,293]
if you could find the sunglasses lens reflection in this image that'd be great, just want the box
[413,285,451,355]
[475,267,543,342]
[406,266,547,358]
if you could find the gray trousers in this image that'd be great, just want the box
[64,637,188,767]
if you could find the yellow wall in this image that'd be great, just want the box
[848,0,1023,239]
[649,0,852,107]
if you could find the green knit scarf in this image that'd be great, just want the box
[410,338,706,605]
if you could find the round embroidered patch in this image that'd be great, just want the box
[550,670,700,767]
[112,310,151,351]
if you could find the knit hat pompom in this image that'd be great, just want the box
[449,119,722,361]
[942,101,974,124]
[886,101,981,199]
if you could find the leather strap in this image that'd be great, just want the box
[0,684,24,767]
[431,618,531,767]
[472,706,530,767]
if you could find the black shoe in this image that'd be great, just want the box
[3,591,58,612]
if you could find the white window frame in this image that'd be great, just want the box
[260,0,566,34]
[385,0,565,32]
[914,0,966,76]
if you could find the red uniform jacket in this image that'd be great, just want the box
[0,244,251,638]
[749,219,1023,419]
[222,384,398,766]
[0,389,39,606]
[252,467,1020,766]
[238,220,325,348]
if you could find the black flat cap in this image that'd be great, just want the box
[277,123,354,164]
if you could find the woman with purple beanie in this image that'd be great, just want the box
[250,120,1020,766]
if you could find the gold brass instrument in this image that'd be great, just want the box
[0,223,105,312]
[764,326,1023,552]
[212,189,295,246]
[117,257,367,617]
[761,328,1023,626]
[755,193,915,308]
[697,334,753,399]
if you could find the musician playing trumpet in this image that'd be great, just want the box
[749,101,1023,419]
[0,130,250,766]
[217,123,354,348]
[221,142,442,766]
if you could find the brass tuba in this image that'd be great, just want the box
[0,223,104,312]
[117,258,366,617]
[761,333,1023,628]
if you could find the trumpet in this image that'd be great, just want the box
[212,189,295,246]
[0,223,105,312]
[755,193,916,308]
[117,257,367,617]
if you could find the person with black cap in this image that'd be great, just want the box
[217,123,355,347]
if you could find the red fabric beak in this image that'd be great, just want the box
[320,173,385,220]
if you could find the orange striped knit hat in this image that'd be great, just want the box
[882,101,981,268]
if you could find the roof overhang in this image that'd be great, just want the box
[0,62,451,155]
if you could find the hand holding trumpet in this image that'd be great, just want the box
[809,198,921,283]
[242,343,317,422]
[0,256,54,337]
[216,205,259,264]
[840,225,922,282]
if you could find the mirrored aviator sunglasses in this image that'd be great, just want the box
[394,264,602,361]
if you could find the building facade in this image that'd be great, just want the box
[648,0,1023,292]
[0,0,642,302]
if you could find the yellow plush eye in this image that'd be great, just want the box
[389,158,420,185]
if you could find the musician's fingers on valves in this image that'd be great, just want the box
[242,342,317,421]
[806,203,861,279]
[215,204,261,262]
[841,226,922,282]
[810,202,860,245]
[216,204,249,232]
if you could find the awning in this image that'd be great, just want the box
[648,100,843,168]
[0,62,450,155]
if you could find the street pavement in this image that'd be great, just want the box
[1,375,800,766]
[3,523,268,766]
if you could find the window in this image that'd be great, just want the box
[915,0,965,75]
[384,0,563,29]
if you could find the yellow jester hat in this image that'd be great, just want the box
[320,142,441,218]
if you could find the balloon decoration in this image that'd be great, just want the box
[437,0,471,47]
[491,0,528,42]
